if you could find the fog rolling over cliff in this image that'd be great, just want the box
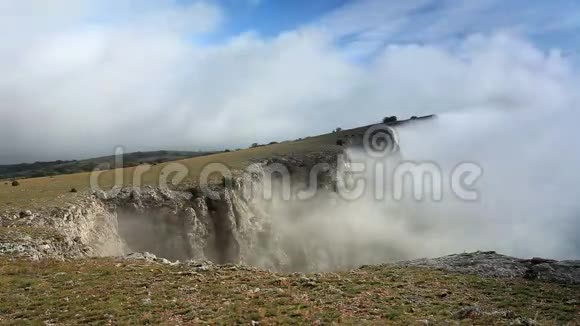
[252,107,580,269]
[396,108,580,259]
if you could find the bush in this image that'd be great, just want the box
[70,188,78,193]
[410,116,418,119]
[269,141,278,145]
[11,180,20,186]
[336,139,345,146]
[224,149,231,152]
[251,143,259,148]
[383,116,398,124]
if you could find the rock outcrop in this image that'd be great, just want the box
[0,152,341,270]
[396,251,580,285]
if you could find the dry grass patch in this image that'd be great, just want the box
[0,138,340,210]
[0,258,577,325]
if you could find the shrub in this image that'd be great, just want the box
[269,141,278,145]
[251,143,259,148]
[70,188,78,193]
[411,116,418,119]
[383,116,398,124]
[336,139,345,146]
[224,149,231,152]
[11,180,19,186]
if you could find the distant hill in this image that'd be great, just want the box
[0,150,217,180]
[0,114,435,182]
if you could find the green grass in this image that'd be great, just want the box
[0,136,342,210]
[0,226,65,243]
[0,150,216,180]
[0,257,577,325]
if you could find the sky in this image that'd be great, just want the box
[1,0,580,164]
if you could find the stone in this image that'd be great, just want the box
[397,251,580,285]
[454,306,481,319]
[20,210,33,218]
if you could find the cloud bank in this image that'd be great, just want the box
[0,0,579,165]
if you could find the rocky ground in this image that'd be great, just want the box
[0,251,578,325]
[1,211,579,326]
[0,152,346,270]
[397,251,580,285]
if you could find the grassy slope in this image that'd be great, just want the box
[0,257,578,325]
[0,116,436,210]
[0,116,439,210]
[0,151,216,180]
[0,136,341,210]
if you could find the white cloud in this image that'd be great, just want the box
[0,0,578,164]
[316,0,580,58]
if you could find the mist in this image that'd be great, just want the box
[250,55,580,266]
[249,108,579,271]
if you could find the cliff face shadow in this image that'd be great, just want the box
[116,209,193,261]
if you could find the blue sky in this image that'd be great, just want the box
[215,0,348,37]
[206,0,580,61]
